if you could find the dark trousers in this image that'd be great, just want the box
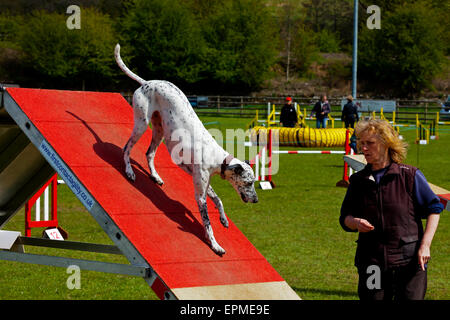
[345,119,355,128]
[357,262,427,300]
[344,115,356,128]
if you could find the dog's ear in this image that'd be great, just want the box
[227,163,244,175]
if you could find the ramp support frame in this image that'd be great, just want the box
[0,236,152,278]
[0,87,177,300]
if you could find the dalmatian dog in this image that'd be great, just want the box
[115,44,258,255]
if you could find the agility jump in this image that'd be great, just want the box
[250,126,351,148]
[249,129,353,187]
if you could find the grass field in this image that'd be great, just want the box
[0,116,448,300]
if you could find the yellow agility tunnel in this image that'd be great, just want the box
[250,126,353,148]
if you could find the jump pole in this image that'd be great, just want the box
[336,129,351,187]
[274,150,345,154]
[267,129,273,186]
[257,129,352,187]
[25,174,59,237]
[250,129,275,188]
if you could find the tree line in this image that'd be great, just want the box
[0,0,448,97]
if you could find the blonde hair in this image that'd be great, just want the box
[355,119,408,163]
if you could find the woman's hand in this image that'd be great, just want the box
[345,216,374,232]
[355,218,375,232]
[418,243,431,271]
[417,213,440,271]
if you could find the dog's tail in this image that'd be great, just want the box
[114,44,146,85]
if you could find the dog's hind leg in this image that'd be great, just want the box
[146,111,164,185]
[123,118,148,182]
[207,185,228,228]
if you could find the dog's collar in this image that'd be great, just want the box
[220,155,235,179]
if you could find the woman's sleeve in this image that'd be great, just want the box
[414,170,444,218]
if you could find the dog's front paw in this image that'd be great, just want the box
[211,243,226,256]
[125,169,136,182]
[150,175,164,186]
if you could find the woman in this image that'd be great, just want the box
[340,119,442,300]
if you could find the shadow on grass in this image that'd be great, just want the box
[293,287,358,299]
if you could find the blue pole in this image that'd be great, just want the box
[352,0,358,98]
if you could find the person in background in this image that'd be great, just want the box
[339,119,442,300]
[342,95,359,128]
[311,95,331,128]
[349,131,357,154]
[280,96,298,128]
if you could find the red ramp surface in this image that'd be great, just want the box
[5,88,299,299]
